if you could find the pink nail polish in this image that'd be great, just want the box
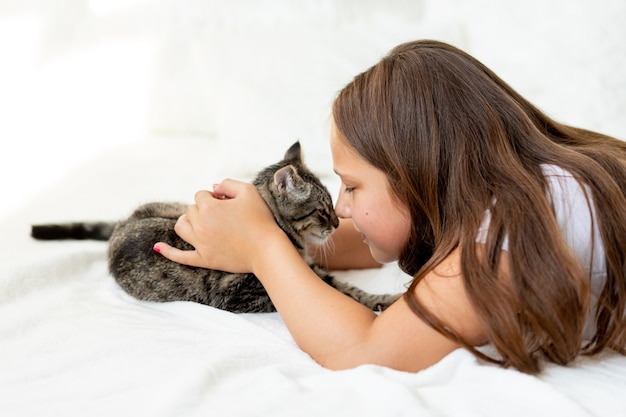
[152,245,161,253]
[212,183,220,190]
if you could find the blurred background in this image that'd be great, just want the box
[1,0,625,220]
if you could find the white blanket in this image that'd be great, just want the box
[2,244,626,417]
[2,1,626,416]
[2,246,626,417]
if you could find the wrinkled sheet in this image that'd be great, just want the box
[2,245,626,417]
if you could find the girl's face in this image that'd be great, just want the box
[330,124,411,264]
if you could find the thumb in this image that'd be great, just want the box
[153,242,206,268]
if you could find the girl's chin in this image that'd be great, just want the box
[368,246,397,265]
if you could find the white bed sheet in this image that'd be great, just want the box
[1,137,625,417]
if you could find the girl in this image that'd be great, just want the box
[154,40,626,374]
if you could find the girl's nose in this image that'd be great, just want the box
[335,191,351,219]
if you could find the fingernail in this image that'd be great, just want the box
[212,183,220,190]
[152,244,161,253]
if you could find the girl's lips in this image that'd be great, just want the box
[353,224,367,242]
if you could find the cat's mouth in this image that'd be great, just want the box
[306,232,331,245]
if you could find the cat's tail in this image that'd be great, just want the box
[31,222,116,241]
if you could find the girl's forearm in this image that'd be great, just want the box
[254,232,378,368]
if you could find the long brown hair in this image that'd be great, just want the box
[332,39,626,373]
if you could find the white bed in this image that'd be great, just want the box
[2,1,626,416]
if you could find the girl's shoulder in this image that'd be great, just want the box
[540,163,592,231]
[479,164,604,273]
[540,164,605,275]
[540,163,588,216]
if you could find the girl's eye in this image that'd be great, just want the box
[343,186,355,194]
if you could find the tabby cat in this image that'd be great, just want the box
[32,142,400,313]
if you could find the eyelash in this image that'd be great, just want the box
[343,186,355,194]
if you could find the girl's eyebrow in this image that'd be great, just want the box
[333,169,352,178]
[334,168,361,181]
[333,169,351,180]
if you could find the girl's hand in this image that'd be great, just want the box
[153,179,282,273]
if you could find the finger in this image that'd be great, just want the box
[153,242,206,268]
[174,213,194,240]
[212,178,245,199]
[194,189,214,204]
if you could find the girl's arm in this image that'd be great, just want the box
[155,180,486,372]
[241,230,485,371]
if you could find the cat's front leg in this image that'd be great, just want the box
[311,264,402,311]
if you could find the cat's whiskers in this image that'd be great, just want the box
[314,236,336,269]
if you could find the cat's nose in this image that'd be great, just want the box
[331,211,339,229]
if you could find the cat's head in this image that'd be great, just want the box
[254,142,339,248]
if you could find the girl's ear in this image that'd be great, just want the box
[273,165,300,192]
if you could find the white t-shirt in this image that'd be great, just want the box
[477,164,606,338]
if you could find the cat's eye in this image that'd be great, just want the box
[292,210,317,222]
[318,208,332,218]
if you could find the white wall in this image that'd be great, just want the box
[1,0,625,217]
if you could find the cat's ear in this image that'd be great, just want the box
[273,165,301,192]
[283,142,302,162]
